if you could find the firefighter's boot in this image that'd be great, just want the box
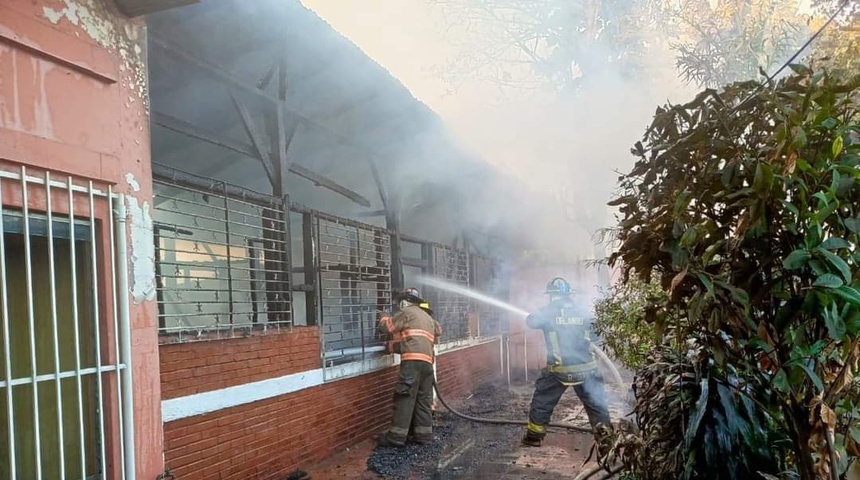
[522,423,546,447]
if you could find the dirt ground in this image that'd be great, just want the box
[304,376,630,480]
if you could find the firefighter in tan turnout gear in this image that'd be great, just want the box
[377,288,442,447]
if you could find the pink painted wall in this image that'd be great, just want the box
[0,0,162,477]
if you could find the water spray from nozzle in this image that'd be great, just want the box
[415,275,530,317]
[415,275,634,408]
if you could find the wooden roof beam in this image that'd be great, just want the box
[151,111,370,207]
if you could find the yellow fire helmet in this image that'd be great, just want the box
[419,301,433,315]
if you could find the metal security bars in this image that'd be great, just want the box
[153,173,292,342]
[430,244,471,341]
[313,211,392,367]
[471,255,506,337]
[0,167,133,480]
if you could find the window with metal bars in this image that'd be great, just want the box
[471,255,507,337]
[153,177,292,342]
[0,168,131,480]
[430,244,471,341]
[314,213,392,367]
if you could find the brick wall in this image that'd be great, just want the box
[159,327,320,399]
[160,337,502,479]
[435,340,503,400]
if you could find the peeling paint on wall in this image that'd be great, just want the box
[125,172,141,192]
[126,194,156,303]
[41,0,149,108]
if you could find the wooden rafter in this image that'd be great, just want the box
[149,34,396,172]
[151,111,370,207]
[229,89,278,185]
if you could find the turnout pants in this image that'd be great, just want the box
[385,360,435,445]
[527,368,611,438]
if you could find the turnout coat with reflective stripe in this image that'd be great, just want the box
[378,305,442,364]
[526,298,596,370]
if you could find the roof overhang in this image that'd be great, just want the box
[114,0,200,17]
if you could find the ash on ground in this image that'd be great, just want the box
[367,383,518,479]
[365,380,615,480]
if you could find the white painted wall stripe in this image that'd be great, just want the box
[161,336,502,422]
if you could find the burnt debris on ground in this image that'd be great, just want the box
[366,421,458,479]
[366,382,520,480]
[319,368,633,479]
[365,380,605,480]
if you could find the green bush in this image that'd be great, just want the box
[592,277,665,370]
[608,67,860,479]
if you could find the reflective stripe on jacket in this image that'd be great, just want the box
[378,305,442,364]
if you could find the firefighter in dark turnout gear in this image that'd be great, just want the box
[377,288,442,447]
[522,278,613,457]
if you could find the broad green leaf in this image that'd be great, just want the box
[753,163,764,192]
[702,241,724,265]
[674,189,692,216]
[833,135,845,158]
[813,273,844,288]
[695,273,715,297]
[846,217,860,233]
[850,425,860,444]
[836,443,850,476]
[831,170,842,194]
[783,249,811,270]
[847,310,860,335]
[780,199,800,218]
[730,287,750,308]
[685,378,709,450]
[810,259,828,276]
[821,117,838,129]
[823,302,847,340]
[772,369,790,393]
[816,248,852,283]
[833,286,860,307]
[794,361,824,391]
[820,237,851,250]
[680,227,698,247]
[816,201,838,223]
[810,223,823,246]
[752,163,773,193]
[793,127,808,149]
[788,63,812,75]
[836,176,855,196]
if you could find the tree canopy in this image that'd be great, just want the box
[429,0,855,92]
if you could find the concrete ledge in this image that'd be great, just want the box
[162,335,503,422]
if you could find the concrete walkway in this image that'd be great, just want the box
[305,381,626,479]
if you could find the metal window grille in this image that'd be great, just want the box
[0,167,134,480]
[471,255,506,337]
[153,175,292,343]
[431,244,470,341]
[313,212,392,367]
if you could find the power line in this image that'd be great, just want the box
[767,0,852,81]
[733,0,852,111]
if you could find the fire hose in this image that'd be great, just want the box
[576,464,624,480]
[432,379,627,479]
[430,378,593,433]
[428,343,633,434]
[428,342,637,478]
